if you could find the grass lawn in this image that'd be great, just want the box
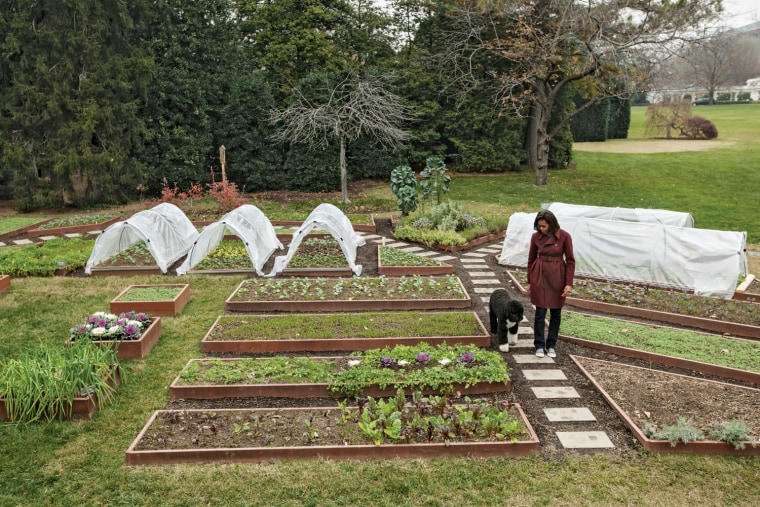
[1,104,760,506]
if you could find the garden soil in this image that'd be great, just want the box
[166,217,760,460]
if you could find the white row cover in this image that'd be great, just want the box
[542,202,694,227]
[85,203,199,274]
[176,205,284,276]
[499,212,747,299]
[272,203,366,276]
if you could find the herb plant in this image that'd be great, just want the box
[118,287,183,302]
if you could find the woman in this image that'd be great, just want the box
[527,210,575,358]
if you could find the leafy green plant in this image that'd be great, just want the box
[390,165,419,217]
[419,156,451,207]
[350,389,526,445]
[328,343,509,398]
[0,238,94,276]
[642,417,705,447]
[0,216,49,234]
[204,311,484,341]
[394,202,505,247]
[118,286,183,302]
[38,213,115,230]
[232,275,466,302]
[0,340,119,423]
[379,246,442,267]
[287,238,348,269]
[709,420,754,450]
[193,240,253,270]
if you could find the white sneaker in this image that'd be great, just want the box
[547,348,557,358]
[535,349,545,358]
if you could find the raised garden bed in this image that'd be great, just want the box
[377,246,453,276]
[271,214,376,233]
[226,275,471,312]
[572,355,760,456]
[26,215,121,237]
[281,237,354,278]
[170,346,509,399]
[125,399,537,465]
[506,270,760,340]
[0,274,9,294]
[200,311,490,353]
[70,315,162,360]
[430,230,506,252]
[110,284,190,317]
[0,365,121,422]
[89,242,164,276]
[0,218,50,241]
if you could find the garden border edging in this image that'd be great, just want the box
[570,355,760,456]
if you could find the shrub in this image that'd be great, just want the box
[717,92,731,102]
[684,116,718,139]
[737,92,751,101]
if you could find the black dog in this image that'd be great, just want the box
[489,289,524,352]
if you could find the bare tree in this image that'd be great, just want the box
[269,73,414,203]
[677,31,760,102]
[441,0,721,185]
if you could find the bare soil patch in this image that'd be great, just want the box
[573,139,733,153]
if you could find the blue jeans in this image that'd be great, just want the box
[534,307,561,351]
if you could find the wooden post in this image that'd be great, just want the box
[220,145,227,183]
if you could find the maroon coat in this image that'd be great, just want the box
[528,228,575,309]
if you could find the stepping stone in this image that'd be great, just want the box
[85,229,103,235]
[363,234,381,240]
[472,279,501,285]
[531,386,580,399]
[384,242,408,248]
[544,407,597,422]
[473,287,497,294]
[523,369,567,381]
[556,431,614,449]
[518,325,533,333]
[435,255,456,262]
[478,248,502,254]
[413,251,438,257]
[39,235,59,241]
[64,233,82,238]
[461,252,488,258]
[460,259,487,264]
[401,246,424,252]
[513,354,555,364]
[0,242,6,247]
[511,338,534,348]
[12,239,34,245]
[468,271,496,277]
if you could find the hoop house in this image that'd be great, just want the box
[542,202,694,227]
[176,205,284,276]
[272,203,366,276]
[85,203,199,274]
[499,212,747,299]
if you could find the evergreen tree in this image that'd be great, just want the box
[0,0,151,209]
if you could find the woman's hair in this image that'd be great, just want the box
[534,210,561,234]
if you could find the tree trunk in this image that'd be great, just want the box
[524,82,552,186]
[340,134,350,203]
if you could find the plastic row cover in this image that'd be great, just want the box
[272,203,366,276]
[499,212,747,299]
[542,202,694,228]
[176,205,283,276]
[85,203,199,274]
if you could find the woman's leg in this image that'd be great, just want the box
[533,307,547,351]
[546,308,562,350]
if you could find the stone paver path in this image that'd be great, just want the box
[378,237,617,451]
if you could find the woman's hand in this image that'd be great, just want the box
[562,285,572,297]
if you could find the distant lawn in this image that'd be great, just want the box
[421,104,760,243]
[0,216,47,234]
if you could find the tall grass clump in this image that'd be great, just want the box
[0,340,118,423]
